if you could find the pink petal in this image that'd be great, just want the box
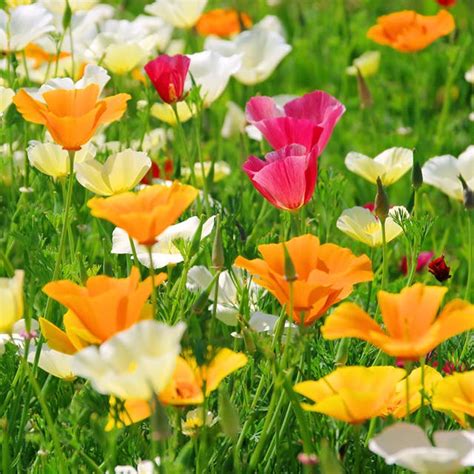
[245,96,283,122]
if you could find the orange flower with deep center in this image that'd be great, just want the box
[40,267,166,353]
[196,9,252,37]
[234,234,373,325]
[88,182,199,246]
[367,10,455,52]
[13,84,130,150]
[321,284,474,360]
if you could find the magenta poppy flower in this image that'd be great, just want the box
[242,144,318,210]
[144,54,190,104]
[399,251,434,275]
[245,91,345,154]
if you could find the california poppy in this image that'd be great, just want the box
[196,9,252,37]
[88,182,198,246]
[40,267,166,353]
[367,10,455,53]
[235,234,373,325]
[321,284,474,360]
[13,84,130,151]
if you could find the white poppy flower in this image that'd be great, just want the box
[72,320,186,400]
[133,15,174,52]
[145,0,207,29]
[346,51,381,77]
[422,145,474,201]
[254,15,286,37]
[112,216,215,269]
[0,4,54,52]
[465,65,474,84]
[28,344,75,380]
[336,206,408,247]
[369,423,474,473]
[75,149,151,196]
[221,101,246,138]
[345,147,413,186]
[187,51,242,106]
[40,0,99,14]
[205,28,292,85]
[0,86,14,115]
[248,312,296,335]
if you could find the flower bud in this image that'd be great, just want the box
[0,270,24,333]
[412,161,423,189]
[334,339,350,367]
[188,216,204,259]
[428,255,451,282]
[283,243,297,282]
[212,215,225,270]
[374,176,389,222]
[355,67,372,109]
[459,175,474,210]
[218,384,240,440]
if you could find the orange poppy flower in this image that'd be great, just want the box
[321,284,474,360]
[196,9,252,37]
[88,182,199,246]
[106,348,248,429]
[432,371,474,427]
[39,267,166,353]
[13,84,130,150]
[234,234,373,325]
[24,43,70,69]
[294,366,406,424]
[367,10,455,52]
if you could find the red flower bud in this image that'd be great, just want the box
[400,251,434,275]
[428,255,451,282]
[436,0,456,7]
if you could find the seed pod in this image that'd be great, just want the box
[412,161,423,189]
[374,177,389,222]
[212,215,225,270]
[283,243,297,282]
[356,67,373,109]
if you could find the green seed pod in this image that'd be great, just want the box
[412,161,423,190]
[374,177,389,222]
[62,0,73,30]
[283,243,297,282]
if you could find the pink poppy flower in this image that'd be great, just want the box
[144,54,190,104]
[400,251,434,275]
[242,144,318,210]
[245,90,345,154]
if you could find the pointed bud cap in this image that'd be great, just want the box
[283,243,297,282]
[374,176,389,222]
[412,161,423,189]
[459,175,474,210]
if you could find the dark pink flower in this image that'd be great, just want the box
[428,255,451,282]
[245,91,345,154]
[243,144,318,210]
[400,251,434,275]
[144,54,190,104]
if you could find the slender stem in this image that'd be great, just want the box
[353,425,362,473]
[129,236,139,265]
[465,212,472,301]
[380,219,388,290]
[148,246,157,318]
[405,366,411,420]
[171,103,193,182]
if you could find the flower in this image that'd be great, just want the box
[367,10,455,53]
[369,423,474,473]
[436,0,456,7]
[40,267,166,352]
[196,9,252,37]
[245,90,345,154]
[187,51,242,106]
[113,457,161,474]
[336,206,408,247]
[235,234,373,325]
[145,0,207,29]
[112,216,215,269]
[221,101,246,138]
[0,270,24,333]
[144,54,190,104]
[400,251,434,275]
[321,283,474,360]
[0,4,54,52]
[242,144,318,210]
[13,66,130,151]
[294,366,406,423]
[0,87,14,115]
[428,255,452,282]
[75,149,151,196]
[107,348,247,427]
[345,147,413,186]
[182,161,231,186]
[181,408,216,436]
[72,320,185,399]
[346,51,381,77]
[41,0,99,13]
[432,371,474,426]
[205,27,291,85]
[422,146,474,201]
[88,182,198,246]
[27,141,96,180]
[465,66,474,84]
[151,101,195,125]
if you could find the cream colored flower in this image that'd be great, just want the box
[145,0,207,29]
[151,101,195,125]
[27,142,96,179]
[40,0,98,13]
[28,344,75,381]
[182,161,231,187]
[182,408,216,437]
[465,65,474,84]
[0,86,14,115]
[75,149,151,196]
[345,147,413,186]
[0,270,24,333]
[72,320,186,400]
[422,146,474,201]
[346,51,381,77]
[336,206,408,247]
[221,101,246,138]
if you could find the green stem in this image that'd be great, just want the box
[380,219,388,290]
[129,236,139,266]
[148,246,157,318]
[465,212,472,301]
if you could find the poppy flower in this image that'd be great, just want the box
[13,73,131,151]
[234,234,373,325]
[245,90,345,154]
[432,371,474,427]
[145,0,207,29]
[242,144,318,211]
[321,284,474,360]
[346,51,381,78]
[196,9,252,37]
[428,255,451,282]
[39,267,166,353]
[294,366,406,424]
[436,0,456,7]
[400,251,434,275]
[88,182,199,246]
[0,270,24,334]
[367,10,455,53]
[144,54,190,104]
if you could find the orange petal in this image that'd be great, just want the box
[106,397,150,430]
[39,317,77,354]
[42,84,100,117]
[97,93,132,125]
[204,349,248,394]
[12,90,48,124]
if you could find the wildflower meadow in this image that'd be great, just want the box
[0,0,473,472]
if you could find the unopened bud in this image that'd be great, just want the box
[191,272,218,314]
[334,339,350,367]
[374,177,389,222]
[212,215,225,270]
[188,216,204,258]
[218,384,240,440]
[283,243,297,282]
[356,67,372,109]
[412,161,423,189]
[62,0,72,30]
[459,175,474,210]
